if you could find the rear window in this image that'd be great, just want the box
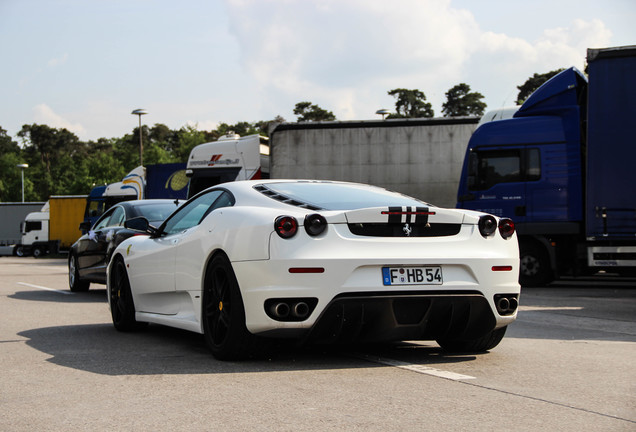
[255,182,428,210]
[133,203,179,223]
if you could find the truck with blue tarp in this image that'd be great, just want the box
[456,45,636,286]
[83,163,189,227]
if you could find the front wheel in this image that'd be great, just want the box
[437,326,507,353]
[202,254,253,360]
[69,254,90,292]
[109,258,145,331]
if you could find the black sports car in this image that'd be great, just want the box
[68,199,181,292]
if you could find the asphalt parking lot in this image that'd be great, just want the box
[1,257,635,431]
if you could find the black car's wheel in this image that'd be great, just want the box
[202,254,252,360]
[437,326,507,353]
[109,257,144,331]
[519,242,553,287]
[69,254,90,292]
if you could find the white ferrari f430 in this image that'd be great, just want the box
[107,180,520,359]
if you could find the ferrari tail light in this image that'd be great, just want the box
[478,215,497,237]
[498,218,515,239]
[275,216,298,239]
[304,214,327,236]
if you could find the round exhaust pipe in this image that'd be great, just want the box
[292,301,310,319]
[269,302,290,319]
[508,297,518,312]
[497,297,510,313]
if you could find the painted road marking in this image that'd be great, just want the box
[17,282,72,295]
[355,353,476,381]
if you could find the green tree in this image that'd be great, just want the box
[293,102,336,122]
[441,83,487,117]
[387,89,434,118]
[0,127,20,155]
[217,121,262,137]
[17,124,88,199]
[172,125,210,162]
[18,124,84,174]
[0,152,28,202]
[516,69,565,105]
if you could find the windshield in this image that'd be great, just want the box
[257,182,428,210]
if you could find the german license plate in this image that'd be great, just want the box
[382,266,443,286]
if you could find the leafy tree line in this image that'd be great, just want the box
[0,71,560,202]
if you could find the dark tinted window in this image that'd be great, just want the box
[133,203,179,224]
[469,148,540,191]
[257,182,427,210]
[24,221,42,232]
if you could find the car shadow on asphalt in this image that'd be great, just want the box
[10,288,108,303]
[17,323,479,376]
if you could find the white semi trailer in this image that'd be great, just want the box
[269,118,479,208]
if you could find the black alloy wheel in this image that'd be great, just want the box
[109,258,144,331]
[202,254,252,360]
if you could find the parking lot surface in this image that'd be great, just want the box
[1,257,635,431]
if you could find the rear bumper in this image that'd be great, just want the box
[259,290,499,344]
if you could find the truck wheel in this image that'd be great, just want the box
[437,326,507,353]
[69,254,90,292]
[32,247,44,258]
[15,246,26,257]
[519,242,553,287]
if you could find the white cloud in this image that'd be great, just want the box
[224,0,484,118]
[225,1,618,117]
[33,104,86,137]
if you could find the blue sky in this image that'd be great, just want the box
[0,0,634,141]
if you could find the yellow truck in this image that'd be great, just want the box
[16,195,87,257]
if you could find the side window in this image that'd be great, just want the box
[526,148,541,180]
[87,200,104,218]
[162,190,234,236]
[25,221,42,232]
[93,208,114,231]
[469,149,541,191]
[109,207,126,227]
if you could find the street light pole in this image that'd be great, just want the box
[375,109,391,120]
[131,109,148,166]
[16,164,28,202]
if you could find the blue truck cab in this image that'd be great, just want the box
[457,46,636,286]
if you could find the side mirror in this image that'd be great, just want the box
[125,216,150,232]
[79,221,92,234]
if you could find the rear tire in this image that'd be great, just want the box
[69,254,90,292]
[202,254,253,360]
[109,258,145,331]
[437,326,507,353]
[15,246,26,257]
